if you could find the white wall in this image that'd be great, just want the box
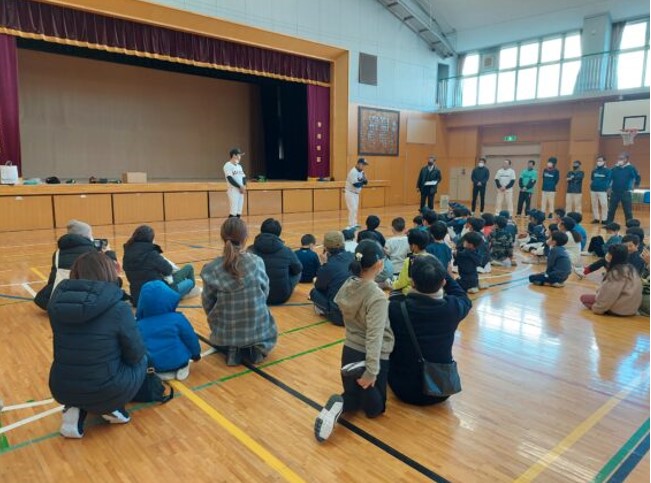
[152,0,447,111]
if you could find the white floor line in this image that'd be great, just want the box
[1,398,56,412]
[0,406,64,435]
[200,347,218,358]
[21,283,37,298]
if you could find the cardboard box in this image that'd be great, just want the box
[122,172,147,183]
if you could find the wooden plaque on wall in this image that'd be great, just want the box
[358,106,400,156]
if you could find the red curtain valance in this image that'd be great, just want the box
[0,0,330,85]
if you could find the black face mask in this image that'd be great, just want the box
[428,162,434,166]
[573,165,580,170]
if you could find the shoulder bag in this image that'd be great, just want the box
[400,301,462,397]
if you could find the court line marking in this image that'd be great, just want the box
[514,372,649,482]
[593,418,650,482]
[0,406,64,435]
[606,432,650,482]
[0,293,33,301]
[195,333,448,482]
[30,267,48,282]
[1,399,56,412]
[21,283,36,298]
[169,380,305,483]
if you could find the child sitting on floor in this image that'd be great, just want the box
[295,234,321,283]
[426,221,453,273]
[580,244,642,316]
[454,232,483,293]
[490,216,515,267]
[357,215,386,247]
[586,222,621,258]
[384,217,410,277]
[412,215,425,231]
[567,212,587,251]
[529,231,572,288]
[343,228,357,253]
[359,232,393,289]
[481,213,496,238]
[520,210,546,253]
[499,210,518,240]
[393,229,430,294]
[137,280,201,380]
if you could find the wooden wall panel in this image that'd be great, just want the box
[53,194,113,227]
[362,187,385,208]
[163,192,208,220]
[313,188,340,211]
[248,190,282,216]
[113,193,164,224]
[0,195,53,232]
[209,191,248,218]
[283,190,313,213]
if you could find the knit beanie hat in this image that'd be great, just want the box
[66,219,93,239]
[324,231,345,250]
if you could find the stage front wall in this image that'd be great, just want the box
[17,49,265,180]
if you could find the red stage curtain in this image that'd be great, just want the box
[307,85,330,178]
[0,0,330,85]
[0,34,21,174]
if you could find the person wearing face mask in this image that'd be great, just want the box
[606,152,641,224]
[565,160,585,214]
[589,155,611,224]
[416,156,442,211]
[493,159,516,216]
[541,157,560,218]
[517,160,538,217]
[471,157,490,213]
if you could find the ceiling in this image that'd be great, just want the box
[380,0,650,53]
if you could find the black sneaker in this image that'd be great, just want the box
[244,346,266,364]
[591,219,600,224]
[314,395,344,442]
[341,361,366,379]
[101,407,131,424]
[226,347,242,367]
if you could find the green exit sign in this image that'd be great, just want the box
[504,135,518,142]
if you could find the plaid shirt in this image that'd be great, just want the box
[201,252,277,353]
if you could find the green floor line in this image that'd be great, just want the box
[592,418,650,483]
[0,337,345,456]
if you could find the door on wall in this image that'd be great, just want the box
[482,155,540,213]
[449,167,472,202]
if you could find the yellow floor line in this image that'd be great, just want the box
[168,380,305,483]
[30,267,47,281]
[514,372,648,482]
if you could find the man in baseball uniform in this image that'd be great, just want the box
[223,148,246,217]
[344,158,369,228]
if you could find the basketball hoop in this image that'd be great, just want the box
[620,128,639,146]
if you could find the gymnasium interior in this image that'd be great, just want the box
[0,0,649,481]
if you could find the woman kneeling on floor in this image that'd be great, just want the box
[201,218,278,366]
[48,251,147,439]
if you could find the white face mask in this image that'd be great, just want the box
[547,163,553,169]
[617,160,625,166]
[597,161,605,167]
[478,162,485,167]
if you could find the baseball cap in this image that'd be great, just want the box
[356,158,369,165]
[229,148,245,157]
[604,222,620,231]
[324,231,345,249]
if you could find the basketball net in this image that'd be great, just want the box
[620,128,639,146]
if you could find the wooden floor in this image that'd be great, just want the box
[0,204,648,482]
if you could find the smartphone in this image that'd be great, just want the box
[93,238,108,250]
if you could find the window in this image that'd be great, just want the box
[563,34,581,59]
[463,54,479,75]
[519,42,539,66]
[621,22,647,49]
[516,67,537,100]
[497,71,516,102]
[541,38,562,63]
[499,46,518,70]
[478,73,497,105]
[616,20,650,90]
[538,64,561,97]
[560,61,581,95]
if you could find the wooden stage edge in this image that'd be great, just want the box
[0,180,390,232]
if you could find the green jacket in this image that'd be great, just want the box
[519,168,538,194]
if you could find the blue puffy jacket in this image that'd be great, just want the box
[541,168,560,192]
[590,166,611,192]
[137,281,201,372]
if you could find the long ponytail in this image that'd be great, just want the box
[221,218,248,279]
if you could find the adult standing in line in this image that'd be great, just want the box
[416,156,442,211]
[589,155,611,224]
[516,160,538,217]
[494,159,516,215]
[223,148,246,218]
[606,152,641,224]
[471,157,490,214]
[565,160,584,214]
[345,158,369,228]
[541,157,560,218]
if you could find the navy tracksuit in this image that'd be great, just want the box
[607,164,641,222]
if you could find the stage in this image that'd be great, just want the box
[0,180,389,232]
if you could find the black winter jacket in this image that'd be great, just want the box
[388,275,471,405]
[313,250,354,303]
[249,233,303,305]
[122,241,173,306]
[34,234,103,310]
[48,280,147,414]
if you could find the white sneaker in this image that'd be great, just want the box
[157,371,176,381]
[314,395,344,442]
[176,365,190,381]
[341,361,366,379]
[314,305,326,316]
[101,408,131,424]
[574,267,585,280]
[60,407,86,439]
[467,287,479,294]
[185,286,203,298]
[581,250,591,256]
